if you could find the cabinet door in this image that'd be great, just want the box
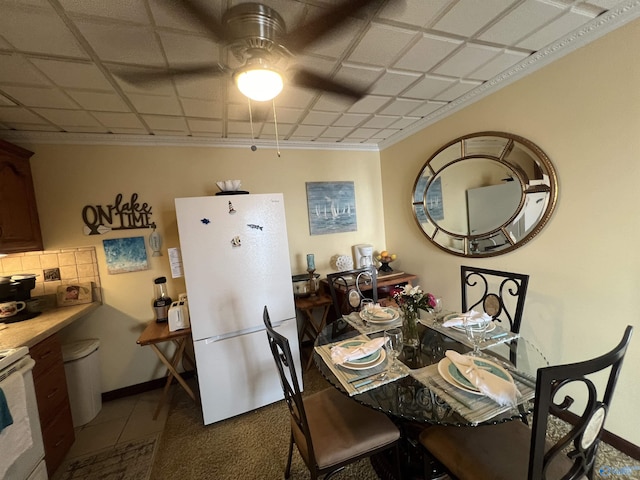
[0,140,43,253]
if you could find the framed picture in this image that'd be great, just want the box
[103,236,149,274]
[306,181,357,235]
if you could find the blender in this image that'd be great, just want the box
[153,277,172,323]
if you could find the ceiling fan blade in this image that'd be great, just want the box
[290,69,367,100]
[114,64,229,86]
[157,0,229,43]
[283,0,380,53]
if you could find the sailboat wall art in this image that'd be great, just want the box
[306,181,357,236]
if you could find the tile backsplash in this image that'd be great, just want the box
[0,247,101,300]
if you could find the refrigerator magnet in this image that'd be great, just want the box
[228,201,236,214]
[231,236,241,247]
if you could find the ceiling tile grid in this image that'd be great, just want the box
[0,0,638,148]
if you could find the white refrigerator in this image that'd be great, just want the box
[174,193,301,425]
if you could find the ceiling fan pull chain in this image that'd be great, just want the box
[272,99,281,158]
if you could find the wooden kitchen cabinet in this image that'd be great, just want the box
[30,333,75,476]
[0,139,43,253]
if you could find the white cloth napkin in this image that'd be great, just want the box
[331,338,385,365]
[365,304,394,320]
[442,310,492,328]
[445,350,520,406]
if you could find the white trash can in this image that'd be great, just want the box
[62,339,102,427]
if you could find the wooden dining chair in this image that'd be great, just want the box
[263,306,402,480]
[461,265,530,333]
[326,266,378,318]
[419,325,633,480]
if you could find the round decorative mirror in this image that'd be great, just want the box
[412,132,558,257]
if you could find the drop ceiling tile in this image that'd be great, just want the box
[59,0,151,23]
[33,108,100,126]
[470,49,530,80]
[408,100,447,117]
[301,111,341,125]
[142,115,188,131]
[347,24,418,67]
[92,111,144,128]
[322,126,355,138]
[301,17,365,58]
[66,90,129,111]
[403,75,455,100]
[108,127,148,134]
[1,122,59,131]
[127,93,182,115]
[294,54,340,76]
[0,86,77,109]
[291,125,326,137]
[434,44,501,77]
[0,93,17,106]
[369,70,421,96]
[334,64,384,92]
[479,1,566,45]
[227,103,259,121]
[378,0,451,28]
[181,98,223,118]
[148,0,224,33]
[361,115,400,129]
[261,122,295,137]
[390,117,421,129]
[0,37,12,49]
[434,79,483,101]
[393,34,463,73]
[333,113,369,127]
[368,128,401,140]
[110,67,175,95]
[74,20,165,66]
[175,77,224,101]
[152,129,189,136]
[273,87,316,109]
[0,106,48,123]
[227,121,257,135]
[187,118,223,133]
[62,125,110,133]
[0,54,52,86]
[433,0,516,37]
[347,95,391,114]
[159,32,221,67]
[260,106,303,124]
[0,3,87,58]
[379,98,424,116]
[313,94,352,113]
[346,127,380,139]
[30,59,113,89]
[517,9,598,50]
[313,137,343,143]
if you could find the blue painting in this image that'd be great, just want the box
[103,236,149,274]
[306,181,357,235]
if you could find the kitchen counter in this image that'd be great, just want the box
[0,302,101,349]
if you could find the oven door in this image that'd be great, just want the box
[0,356,46,480]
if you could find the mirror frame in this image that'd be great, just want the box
[411,131,558,257]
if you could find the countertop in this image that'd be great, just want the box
[0,302,101,349]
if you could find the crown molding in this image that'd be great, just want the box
[378,0,640,150]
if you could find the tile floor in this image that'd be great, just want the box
[51,387,172,479]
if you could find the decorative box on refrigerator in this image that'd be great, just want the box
[175,193,301,425]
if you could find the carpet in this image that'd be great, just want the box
[54,435,158,480]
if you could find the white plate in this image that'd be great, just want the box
[449,320,497,333]
[359,307,399,324]
[337,340,387,370]
[437,356,513,395]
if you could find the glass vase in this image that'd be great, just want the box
[402,308,420,347]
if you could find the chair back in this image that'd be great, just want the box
[461,265,529,333]
[529,325,633,480]
[263,307,317,468]
[326,266,378,318]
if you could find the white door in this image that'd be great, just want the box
[175,194,295,341]
[194,318,301,425]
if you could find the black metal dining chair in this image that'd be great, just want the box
[263,306,402,479]
[326,266,378,319]
[461,266,530,333]
[419,325,633,480]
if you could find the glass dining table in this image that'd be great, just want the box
[313,314,549,427]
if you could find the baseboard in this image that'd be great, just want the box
[556,410,639,461]
[101,369,196,402]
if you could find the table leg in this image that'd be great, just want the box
[150,339,195,420]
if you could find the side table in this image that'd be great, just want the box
[294,294,333,370]
[137,321,197,419]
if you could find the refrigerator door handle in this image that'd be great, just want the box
[203,319,291,343]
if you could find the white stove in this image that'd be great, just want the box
[0,346,29,372]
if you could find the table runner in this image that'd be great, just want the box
[314,334,409,396]
[419,314,520,350]
[343,312,403,335]
[410,363,535,425]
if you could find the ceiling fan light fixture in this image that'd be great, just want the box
[235,65,283,102]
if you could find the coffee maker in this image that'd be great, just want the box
[0,275,41,323]
[353,244,374,269]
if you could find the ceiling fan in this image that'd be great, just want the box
[116,0,393,102]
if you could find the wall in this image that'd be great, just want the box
[19,144,384,392]
[380,19,640,445]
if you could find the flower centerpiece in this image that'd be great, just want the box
[393,284,436,347]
